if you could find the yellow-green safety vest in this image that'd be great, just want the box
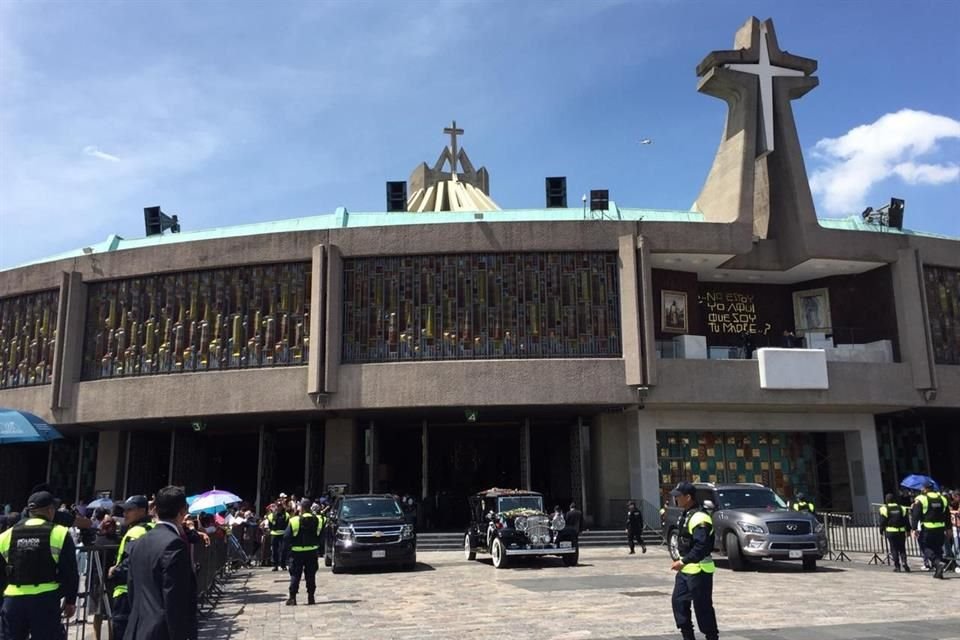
[0,518,68,597]
[878,503,907,533]
[792,501,815,513]
[112,522,154,598]
[916,493,948,529]
[681,511,716,575]
[289,514,321,552]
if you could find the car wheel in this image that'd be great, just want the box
[802,557,817,572]
[331,551,344,574]
[464,533,476,561]
[668,529,681,561]
[491,538,508,569]
[725,532,747,571]
[562,549,579,567]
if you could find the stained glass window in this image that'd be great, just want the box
[923,265,960,365]
[82,263,310,380]
[0,289,59,389]
[656,430,817,500]
[341,252,621,362]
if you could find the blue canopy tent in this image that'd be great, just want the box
[0,408,63,445]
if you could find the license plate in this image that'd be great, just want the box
[789,550,802,559]
[559,541,572,548]
[372,550,386,559]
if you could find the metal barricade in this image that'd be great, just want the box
[821,511,926,565]
[64,535,233,638]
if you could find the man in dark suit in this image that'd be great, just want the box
[124,486,197,640]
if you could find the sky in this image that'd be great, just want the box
[1,0,958,269]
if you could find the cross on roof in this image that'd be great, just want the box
[724,23,805,155]
[443,120,464,175]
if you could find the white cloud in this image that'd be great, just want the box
[809,109,960,215]
[83,145,121,162]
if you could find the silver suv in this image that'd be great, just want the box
[663,483,827,571]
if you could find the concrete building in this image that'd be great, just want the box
[1,17,957,526]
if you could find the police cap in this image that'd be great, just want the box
[670,482,696,497]
[27,491,55,509]
[122,495,149,510]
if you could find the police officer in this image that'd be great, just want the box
[911,482,949,579]
[878,493,910,573]
[0,491,79,640]
[625,501,646,554]
[108,495,154,639]
[669,482,719,640]
[283,499,320,606]
[791,492,816,514]
[266,499,289,571]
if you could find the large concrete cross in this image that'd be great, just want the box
[443,120,464,174]
[725,22,805,155]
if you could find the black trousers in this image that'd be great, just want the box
[0,591,65,640]
[288,551,318,596]
[270,534,287,568]
[672,571,719,639]
[885,532,908,568]
[922,529,945,566]
[627,529,645,552]
[111,593,131,640]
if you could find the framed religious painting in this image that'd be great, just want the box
[792,287,832,334]
[661,290,688,334]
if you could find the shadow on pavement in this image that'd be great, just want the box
[713,558,847,573]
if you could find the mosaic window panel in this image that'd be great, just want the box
[876,419,928,495]
[656,430,817,501]
[82,263,310,380]
[923,265,960,365]
[341,252,621,362]
[0,289,59,389]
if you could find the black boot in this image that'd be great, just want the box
[307,593,316,605]
[679,625,696,640]
[933,562,945,579]
[272,566,278,572]
[904,564,911,572]
[285,595,297,606]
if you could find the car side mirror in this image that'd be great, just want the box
[702,500,716,512]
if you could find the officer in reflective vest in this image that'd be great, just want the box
[0,490,79,640]
[283,499,321,606]
[108,495,154,639]
[911,483,949,579]
[791,492,816,514]
[878,493,910,573]
[669,482,719,640]
[266,500,289,571]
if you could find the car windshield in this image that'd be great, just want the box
[339,498,402,519]
[716,489,788,511]
[497,496,543,512]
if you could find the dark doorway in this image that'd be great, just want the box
[126,431,171,497]
[375,424,422,497]
[202,430,260,506]
[426,424,520,530]
[0,443,49,508]
[530,421,573,513]
[272,427,307,499]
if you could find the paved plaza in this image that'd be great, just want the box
[199,547,958,640]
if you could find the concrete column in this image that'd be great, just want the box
[632,410,662,523]
[638,236,657,386]
[618,234,642,386]
[844,418,884,512]
[50,272,70,410]
[891,248,937,391]
[323,245,343,394]
[322,417,358,490]
[590,412,630,527]
[307,244,326,396]
[53,272,86,412]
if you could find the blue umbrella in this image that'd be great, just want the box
[87,498,115,511]
[0,408,63,444]
[900,474,939,491]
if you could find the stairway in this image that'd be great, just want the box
[417,529,663,552]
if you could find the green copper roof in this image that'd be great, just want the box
[817,215,957,240]
[7,206,955,272]
[5,203,702,270]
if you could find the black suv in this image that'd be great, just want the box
[323,494,416,573]
[464,488,579,569]
[663,483,826,571]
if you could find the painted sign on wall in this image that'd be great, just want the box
[702,291,771,335]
